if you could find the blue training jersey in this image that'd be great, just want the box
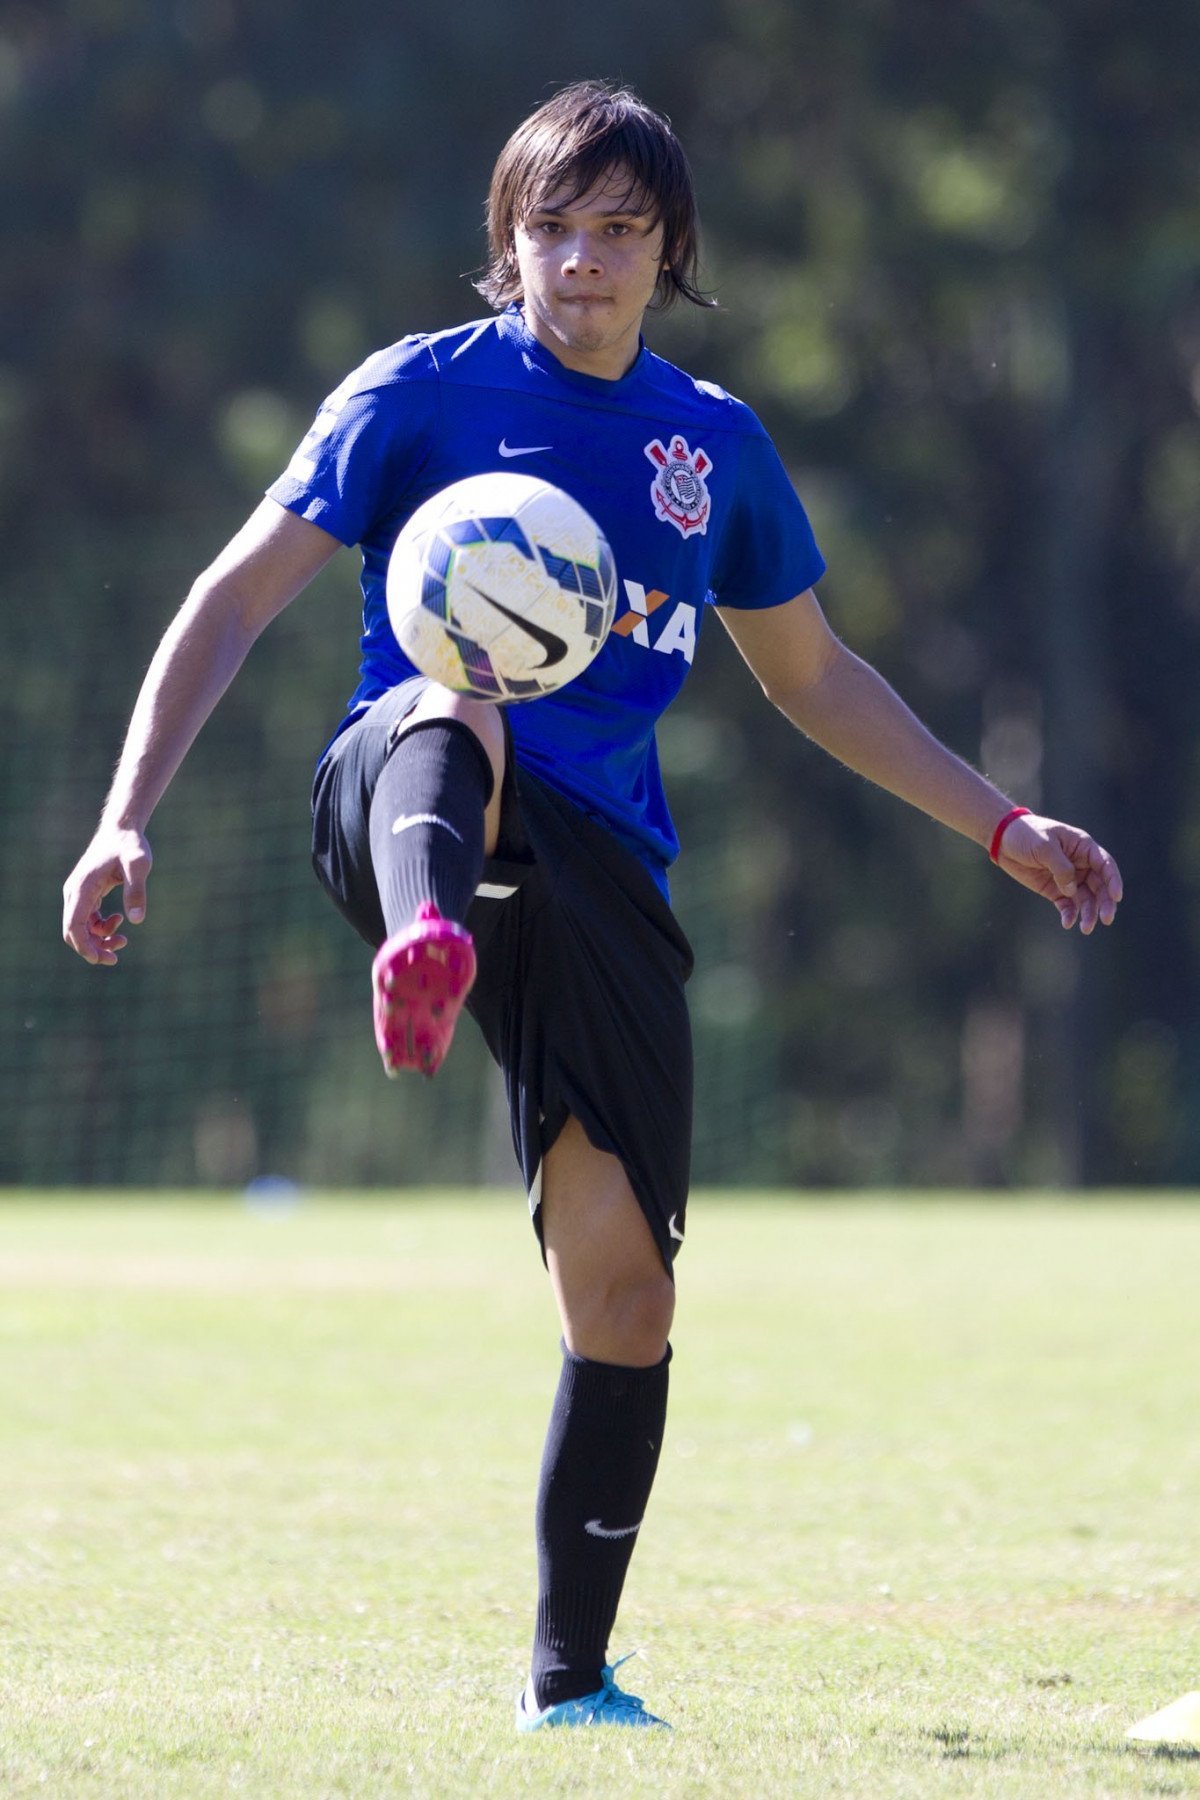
[267,306,825,889]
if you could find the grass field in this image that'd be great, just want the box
[1,1192,1198,1798]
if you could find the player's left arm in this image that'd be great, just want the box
[717,590,1123,934]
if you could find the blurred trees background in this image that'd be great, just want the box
[3,0,1198,1190]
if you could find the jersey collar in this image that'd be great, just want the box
[499,303,649,395]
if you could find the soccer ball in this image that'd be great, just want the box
[386,472,618,701]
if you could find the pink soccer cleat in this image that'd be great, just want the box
[370,901,476,1078]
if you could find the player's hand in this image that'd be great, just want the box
[993,812,1122,934]
[62,828,153,965]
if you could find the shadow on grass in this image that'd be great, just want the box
[1133,1745,1200,1761]
[923,1725,1011,1761]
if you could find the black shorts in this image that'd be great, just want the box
[311,682,695,1273]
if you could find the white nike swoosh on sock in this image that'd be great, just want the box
[391,813,464,842]
[584,1518,643,1540]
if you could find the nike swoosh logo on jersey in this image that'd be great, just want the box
[498,439,553,458]
[585,1518,643,1540]
[466,583,569,668]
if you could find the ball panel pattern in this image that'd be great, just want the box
[386,474,617,702]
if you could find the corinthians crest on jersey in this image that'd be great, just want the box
[645,434,713,538]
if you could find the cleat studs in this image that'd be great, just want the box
[371,920,474,1078]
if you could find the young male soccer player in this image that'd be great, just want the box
[62,81,1123,1730]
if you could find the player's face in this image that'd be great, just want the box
[513,173,667,381]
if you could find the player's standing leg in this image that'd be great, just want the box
[359,691,677,1727]
[366,689,505,1075]
[517,1116,675,1730]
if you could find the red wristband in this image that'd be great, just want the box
[989,806,1031,863]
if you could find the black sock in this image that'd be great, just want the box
[367,719,494,936]
[531,1346,671,1710]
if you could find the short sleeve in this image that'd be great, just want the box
[266,345,439,549]
[708,428,826,610]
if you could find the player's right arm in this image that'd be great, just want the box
[62,499,342,965]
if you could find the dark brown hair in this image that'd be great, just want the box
[476,80,712,313]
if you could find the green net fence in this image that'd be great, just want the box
[5,480,1161,1198]
[4,557,781,1191]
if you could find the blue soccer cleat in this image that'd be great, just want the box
[515,1655,670,1731]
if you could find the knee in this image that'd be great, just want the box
[416,687,504,766]
[568,1266,675,1368]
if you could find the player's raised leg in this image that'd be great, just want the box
[516,1115,674,1730]
[368,688,505,1076]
